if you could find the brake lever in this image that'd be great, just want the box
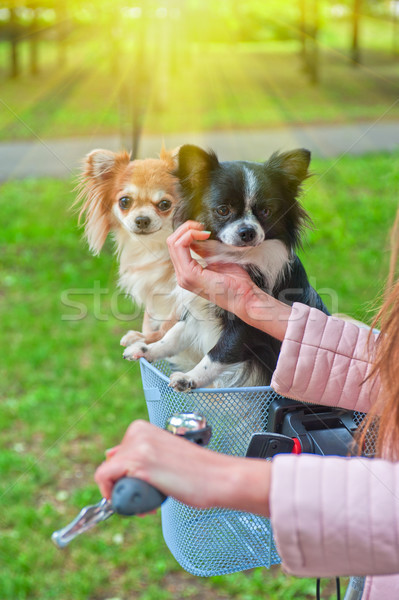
[51,413,211,548]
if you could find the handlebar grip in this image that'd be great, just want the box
[111,477,167,516]
[111,415,212,516]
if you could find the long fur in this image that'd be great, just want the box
[75,147,184,342]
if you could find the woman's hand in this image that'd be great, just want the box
[167,221,292,340]
[95,420,271,517]
[167,221,260,319]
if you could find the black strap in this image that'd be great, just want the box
[336,578,341,600]
[316,578,321,600]
[316,577,341,599]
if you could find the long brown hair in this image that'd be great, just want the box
[357,208,399,459]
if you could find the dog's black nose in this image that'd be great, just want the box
[237,226,256,243]
[135,216,151,230]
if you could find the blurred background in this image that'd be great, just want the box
[1,0,399,150]
[1,1,399,599]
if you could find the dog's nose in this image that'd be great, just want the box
[237,226,256,243]
[135,216,151,230]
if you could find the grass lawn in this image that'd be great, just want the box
[1,150,398,599]
[1,12,399,141]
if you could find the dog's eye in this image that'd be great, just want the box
[119,197,132,210]
[157,199,172,212]
[260,207,271,217]
[215,205,230,217]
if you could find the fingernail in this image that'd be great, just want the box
[202,231,211,235]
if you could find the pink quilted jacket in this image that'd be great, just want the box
[269,303,399,599]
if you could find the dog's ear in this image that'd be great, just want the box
[173,145,219,228]
[266,149,312,247]
[85,148,131,182]
[159,144,181,170]
[75,149,130,255]
[176,144,219,190]
[266,148,311,190]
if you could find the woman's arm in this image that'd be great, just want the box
[95,421,399,578]
[95,420,272,516]
[270,453,399,578]
[271,302,381,414]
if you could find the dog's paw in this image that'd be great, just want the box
[123,342,152,362]
[168,372,196,393]
[120,330,145,347]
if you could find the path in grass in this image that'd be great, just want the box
[1,118,399,181]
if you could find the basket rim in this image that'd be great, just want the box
[139,358,276,394]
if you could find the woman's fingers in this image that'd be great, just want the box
[167,222,209,251]
[95,459,128,499]
[105,445,121,460]
[168,228,211,258]
[167,221,207,257]
[167,224,211,291]
[167,222,256,313]
[96,421,168,500]
[167,220,204,243]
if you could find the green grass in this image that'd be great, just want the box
[1,12,399,142]
[1,151,398,599]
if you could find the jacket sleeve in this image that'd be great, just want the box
[270,454,399,577]
[269,304,397,578]
[270,302,381,413]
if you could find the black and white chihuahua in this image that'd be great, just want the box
[123,145,329,391]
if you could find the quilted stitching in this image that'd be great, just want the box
[301,318,329,398]
[271,303,380,412]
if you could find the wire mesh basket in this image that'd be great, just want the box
[140,359,371,577]
[140,358,283,577]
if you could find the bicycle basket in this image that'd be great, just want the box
[140,358,282,577]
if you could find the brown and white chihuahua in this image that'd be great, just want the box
[76,146,181,346]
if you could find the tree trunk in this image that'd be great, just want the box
[56,5,69,69]
[130,4,150,158]
[9,7,19,78]
[393,4,398,56]
[309,0,320,84]
[300,0,320,85]
[351,0,361,65]
[29,10,39,76]
[299,0,307,58]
